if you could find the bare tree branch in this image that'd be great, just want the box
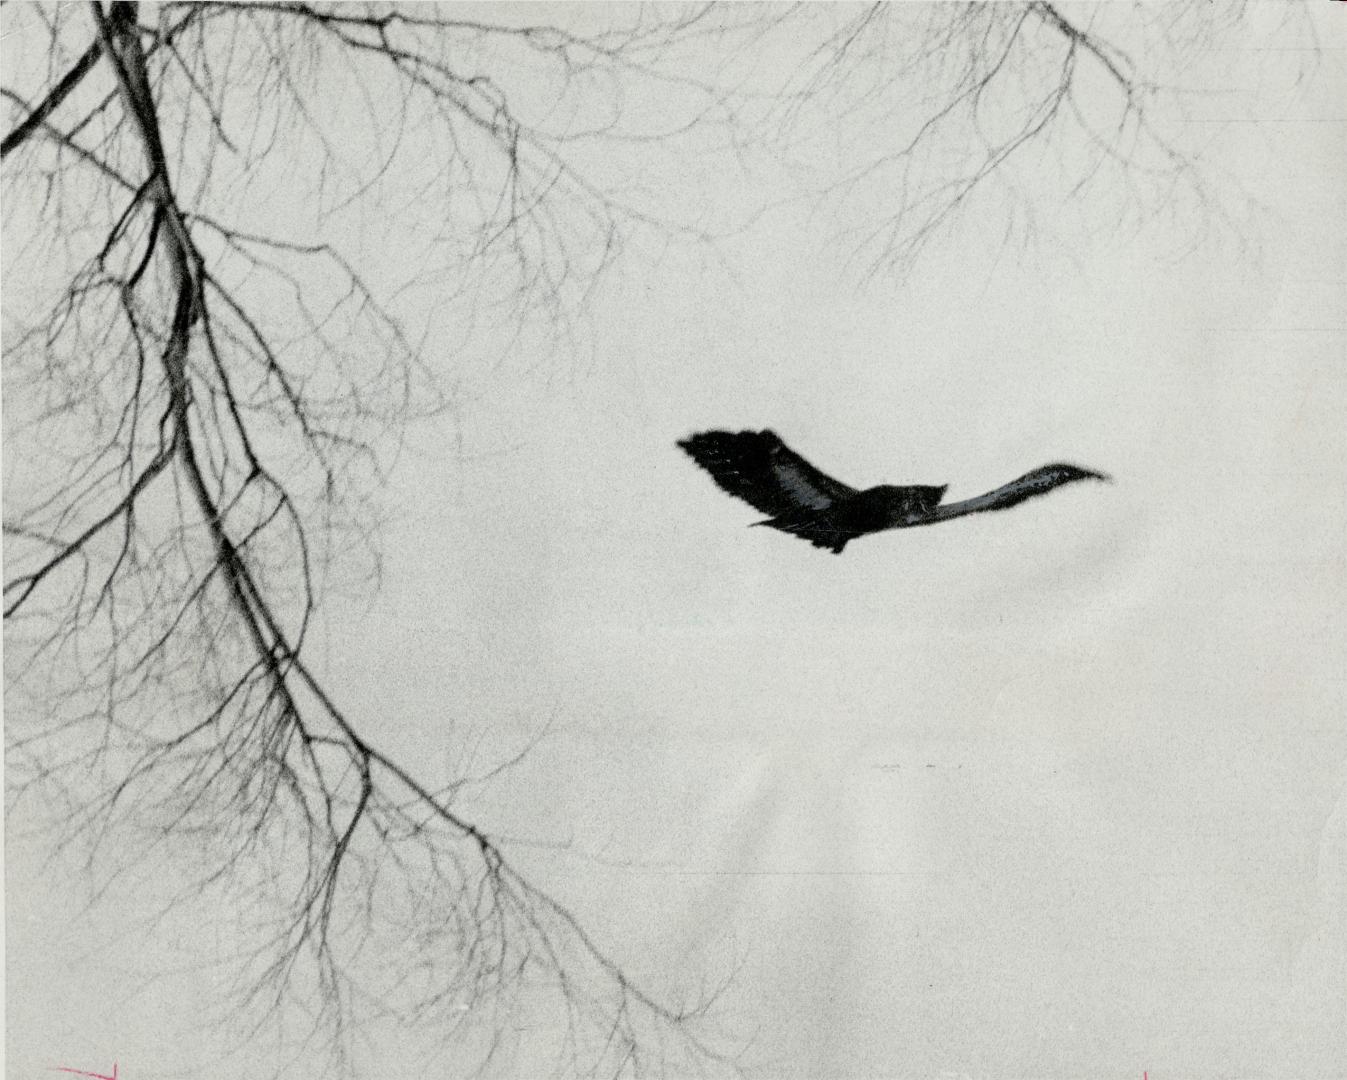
[1,35,103,160]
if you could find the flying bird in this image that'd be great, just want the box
[677,429,1108,554]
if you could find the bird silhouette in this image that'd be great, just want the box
[678,429,1108,554]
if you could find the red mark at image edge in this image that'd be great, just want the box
[54,1064,118,1080]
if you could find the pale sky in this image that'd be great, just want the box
[5,4,1345,1079]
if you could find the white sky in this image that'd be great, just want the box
[5,3,1345,1078]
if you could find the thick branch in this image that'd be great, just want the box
[93,0,308,730]
[1,36,104,160]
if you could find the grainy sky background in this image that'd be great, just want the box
[5,3,1345,1078]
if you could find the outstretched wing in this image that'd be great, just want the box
[677,429,858,518]
[939,463,1109,519]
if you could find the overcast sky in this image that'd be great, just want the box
[5,4,1345,1079]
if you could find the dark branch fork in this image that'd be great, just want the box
[679,429,1108,554]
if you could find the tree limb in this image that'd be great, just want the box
[1,36,104,160]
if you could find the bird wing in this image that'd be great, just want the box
[677,429,858,518]
[938,463,1108,518]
